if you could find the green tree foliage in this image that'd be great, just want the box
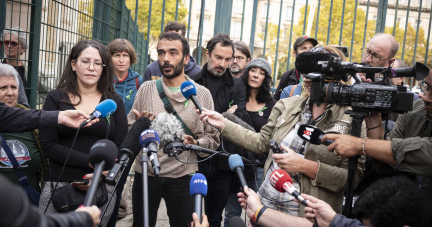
[125,0,188,46]
[77,0,94,41]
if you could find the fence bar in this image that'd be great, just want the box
[286,0,296,70]
[411,0,422,88]
[303,0,308,35]
[339,0,346,46]
[29,1,42,109]
[263,0,270,57]
[250,0,259,57]
[197,0,205,66]
[314,0,321,39]
[161,0,166,34]
[392,0,399,36]
[401,0,411,61]
[375,0,388,33]
[187,0,192,42]
[349,0,358,61]
[175,0,179,21]
[240,0,246,41]
[326,0,333,45]
[273,0,283,85]
[424,1,432,65]
[133,0,138,49]
[362,0,370,48]
[144,0,152,69]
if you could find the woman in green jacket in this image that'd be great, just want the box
[198,47,381,217]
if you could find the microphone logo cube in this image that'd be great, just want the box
[302,127,315,140]
[94,110,102,118]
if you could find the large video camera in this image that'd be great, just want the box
[295,52,429,114]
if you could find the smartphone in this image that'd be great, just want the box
[269,140,284,154]
[71,179,89,185]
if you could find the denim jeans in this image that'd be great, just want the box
[198,158,232,227]
[223,167,264,227]
[132,172,194,227]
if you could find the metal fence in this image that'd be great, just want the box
[1,0,432,109]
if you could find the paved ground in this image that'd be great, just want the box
[115,176,249,227]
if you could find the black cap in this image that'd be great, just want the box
[293,35,318,52]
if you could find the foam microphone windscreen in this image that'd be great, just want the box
[222,112,255,132]
[297,124,325,145]
[180,81,198,99]
[270,169,293,192]
[89,139,118,170]
[295,52,338,74]
[96,99,117,117]
[150,113,184,148]
[120,117,152,156]
[190,173,208,196]
[228,154,244,171]
[139,129,160,148]
[229,217,246,227]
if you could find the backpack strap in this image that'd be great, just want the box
[135,77,140,90]
[155,79,196,138]
[289,84,298,97]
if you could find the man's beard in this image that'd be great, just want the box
[208,63,226,77]
[229,64,242,74]
[159,58,184,79]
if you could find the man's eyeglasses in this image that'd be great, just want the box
[74,60,105,70]
[420,81,431,94]
[232,56,245,61]
[3,41,19,48]
[361,46,390,63]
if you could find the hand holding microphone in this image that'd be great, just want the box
[80,99,117,127]
[237,186,262,219]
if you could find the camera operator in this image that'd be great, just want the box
[323,69,432,194]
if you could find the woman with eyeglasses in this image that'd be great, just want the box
[196,45,382,219]
[1,27,29,107]
[38,40,128,227]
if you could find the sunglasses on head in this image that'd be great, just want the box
[3,41,19,47]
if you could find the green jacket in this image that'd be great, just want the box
[375,100,432,177]
[221,96,365,215]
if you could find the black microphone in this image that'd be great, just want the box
[106,117,152,185]
[229,217,246,227]
[297,124,333,146]
[222,112,255,132]
[84,139,117,206]
[228,154,247,191]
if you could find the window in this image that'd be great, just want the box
[397,18,401,23]
[284,28,289,39]
[263,3,270,17]
[373,15,377,20]
[232,22,242,38]
[262,25,266,34]
[399,0,403,3]
[235,0,243,13]
[286,6,293,19]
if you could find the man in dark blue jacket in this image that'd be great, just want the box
[143,21,202,81]
[189,33,247,227]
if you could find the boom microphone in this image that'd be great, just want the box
[222,112,255,132]
[139,129,161,176]
[297,124,333,146]
[269,169,307,206]
[229,154,247,191]
[181,81,203,113]
[190,173,208,223]
[84,139,117,206]
[80,99,117,127]
[106,117,152,185]
[150,113,184,149]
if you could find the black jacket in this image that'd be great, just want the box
[273,68,299,100]
[0,102,58,133]
[0,175,94,227]
[189,63,247,171]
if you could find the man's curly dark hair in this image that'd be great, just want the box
[241,68,273,104]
